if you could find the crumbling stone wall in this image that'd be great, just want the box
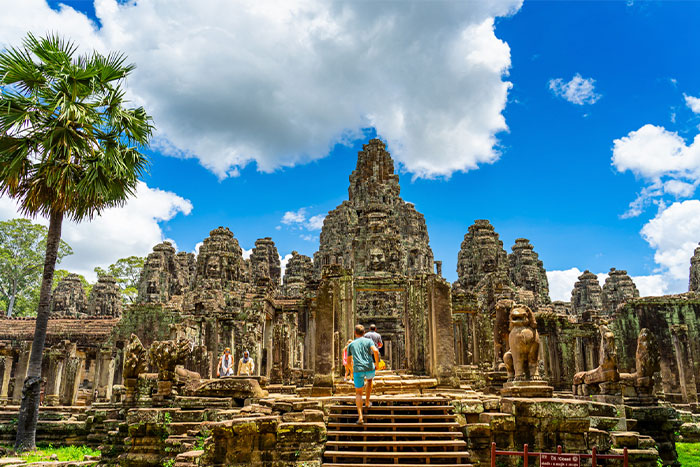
[614,294,700,404]
[571,270,603,321]
[509,238,550,307]
[314,139,434,277]
[89,275,122,317]
[51,273,88,317]
[602,268,639,316]
[690,243,700,292]
[282,251,312,297]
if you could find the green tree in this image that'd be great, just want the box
[0,33,152,451]
[0,218,72,317]
[94,255,144,304]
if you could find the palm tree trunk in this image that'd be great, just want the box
[14,210,63,452]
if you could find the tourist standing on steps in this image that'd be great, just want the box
[347,324,380,425]
[365,323,383,357]
[237,350,255,376]
[217,347,234,377]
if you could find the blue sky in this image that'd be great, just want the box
[2,1,700,300]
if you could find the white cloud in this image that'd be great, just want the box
[280,253,293,280]
[0,0,522,179]
[281,209,307,226]
[630,274,669,297]
[0,182,192,281]
[612,124,700,216]
[280,208,325,231]
[640,200,700,288]
[242,248,253,260]
[684,94,700,114]
[548,74,601,105]
[306,214,325,231]
[546,267,582,302]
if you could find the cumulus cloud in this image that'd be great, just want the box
[0,0,522,179]
[548,74,601,105]
[684,94,700,114]
[280,253,293,281]
[280,208,325,231]
[546,267,582,302]
[640,199,700,286]
[0,182,192,281]
[612,124,700,217]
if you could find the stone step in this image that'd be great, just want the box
[328,430,463,439]
[169,422,205,436]
[324,464,473,467]
[323,450,472,460]
[328,413,454,421]
[326,439,467,449]
[329,404,453,413]
[328,421,460,430]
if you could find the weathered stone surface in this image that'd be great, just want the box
[88,275,122,317]
[453,219,508,294]
[50,273,88,317]
[249,237,281,286]
[137,242,195,303]
[602,268,639,316]
[185,377,267,399]
[570,270,603,321]
[509,238,550,306]
[620,328,659,403]
[314,139,434,277]
[193,227,248,289]
[690,242,700,292]
[282,251,313,297]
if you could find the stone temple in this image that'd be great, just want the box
[0,138,698,466]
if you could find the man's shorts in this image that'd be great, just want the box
[353,370,376,389]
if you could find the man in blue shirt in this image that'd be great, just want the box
[347,324,380,424]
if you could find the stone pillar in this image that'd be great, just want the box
[11,343,32,404]
[0,354,13,404]
[312,267,351,395]
[95,349,115,402]
[59,344,81,406]
[427,276,458,387]
[670,324,698,404]
[44,350,66,406]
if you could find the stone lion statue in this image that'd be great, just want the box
[149,338,193,381]
[574,324,619,386]
[123,334,148,380]
[502,304,540,381]
[620,328,658,389]
[494,298,514,370]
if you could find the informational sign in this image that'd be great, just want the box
[540,453,581,467]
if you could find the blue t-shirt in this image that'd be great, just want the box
[347,337,375,372]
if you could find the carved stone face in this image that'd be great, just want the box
[369,247,386,271]
[205,257,220,279]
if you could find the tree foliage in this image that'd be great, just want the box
[0,218,72,317]
[95,255,144,304]
[0,33,153,452]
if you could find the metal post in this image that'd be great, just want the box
[524,444,529,467]
[623,447,628,467]
[491,442,496,467]
[592,446,597,467]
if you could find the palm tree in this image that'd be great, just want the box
[0,33,153,451]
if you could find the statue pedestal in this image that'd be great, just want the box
[486,370,509,394]
[501,380,553,398]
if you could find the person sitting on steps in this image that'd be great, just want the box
[347,324,380,425]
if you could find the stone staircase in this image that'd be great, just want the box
[323,395,473,466]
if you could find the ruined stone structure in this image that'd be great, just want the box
[571,270,603,321]
[0,137,698,467]
[314,138,434,278]
[690,242,700,292]
[508,238,550,306]
[137,241,195,304]
[602,268,639,316]
[51,273,88,317]
[88,275,123,317]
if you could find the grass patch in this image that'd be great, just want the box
[677,442,700,467]
[1,444,100,463]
